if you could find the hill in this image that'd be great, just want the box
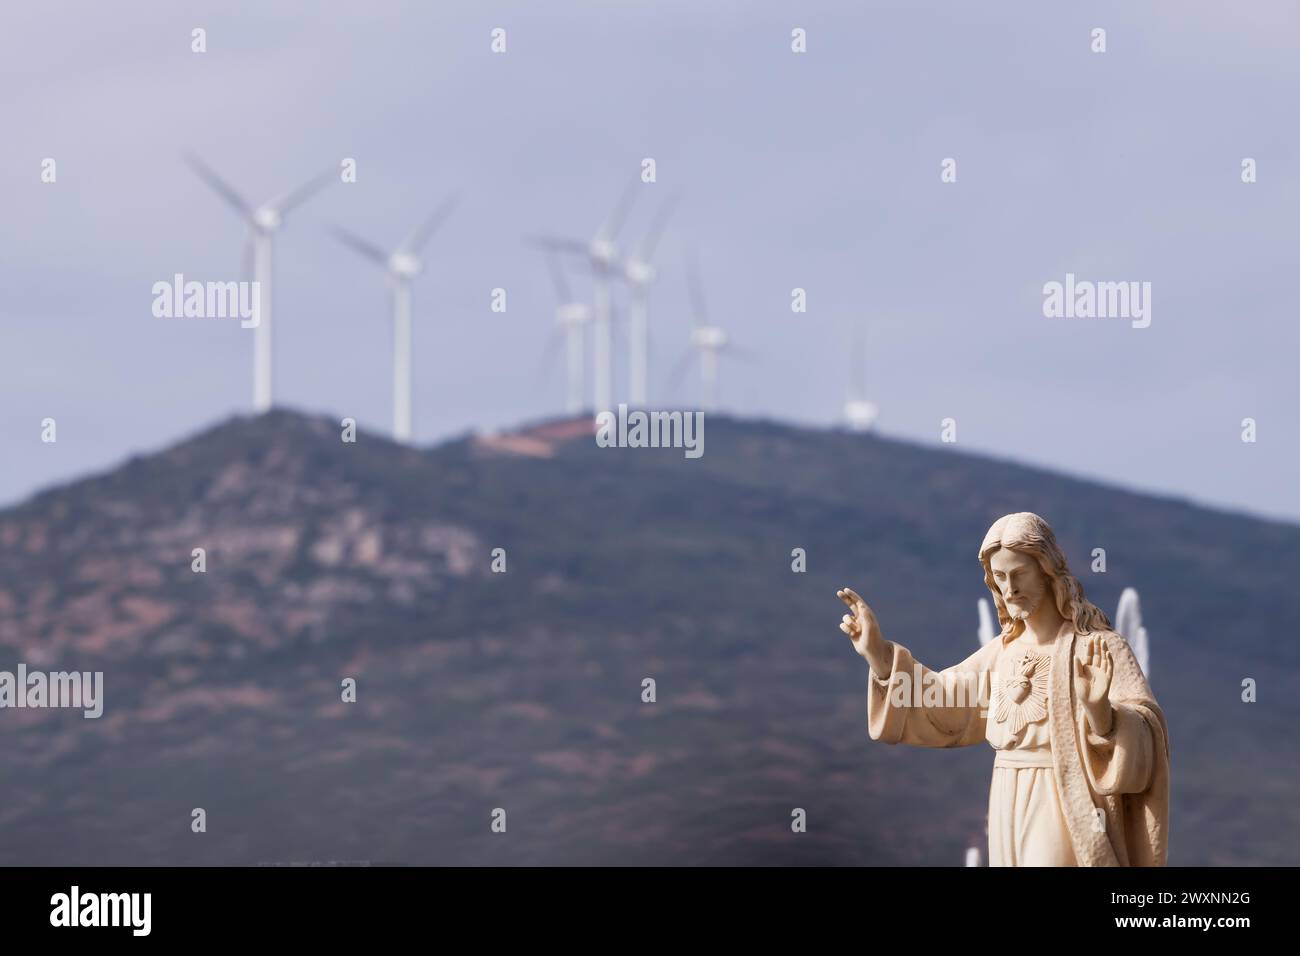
[1,410,1296,865]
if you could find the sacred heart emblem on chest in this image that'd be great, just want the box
[992,649,1051,734]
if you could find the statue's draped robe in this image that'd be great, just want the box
[867,621,1170,866]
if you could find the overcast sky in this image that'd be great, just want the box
[2,0,1297,522]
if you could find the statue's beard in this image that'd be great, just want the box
[1006,596,1037,620]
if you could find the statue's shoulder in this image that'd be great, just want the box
[1066,626,1118,650]
[1099,628,1131,651]
[1074,627,1141,665]
[973,634,1006,665]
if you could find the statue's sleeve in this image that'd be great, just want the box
[1077,633,1159,796]
[868,640,990,748]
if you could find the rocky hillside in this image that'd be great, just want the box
[1,410,1296,864]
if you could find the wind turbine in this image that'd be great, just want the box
[329,197,458,444]
[622,193,679,407]
[539,248,591,415]
[668,252,752,413]
[184,153,335,413]
[1114,587,1151,681]
[844,325,879,431]
[527,182,637,413]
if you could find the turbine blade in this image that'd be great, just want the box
[534,327,567,386]
[596,180,637,242]
[403,194,460,254]
[684,249,708,327]
[242,233,255,282]
[644,327,662,405]
[636,191,681,262]
[329,225,388,265]
[544,248,573,303]
[525,234,590,257]
[183,152,252,217]
[721,341,760,363]
[270,168,336,217]
[664,347,696,394]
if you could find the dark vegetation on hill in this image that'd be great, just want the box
[1,410,1295,864]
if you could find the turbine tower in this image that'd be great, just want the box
[541,248,591,414]
[1114,587,1151,681]
[623,193,679,407]
[185,153,334,413]
[527,182,637,413]
[330,197,458,444]
[844,325,879,431]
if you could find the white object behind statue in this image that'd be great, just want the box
[977,597,995,647]
[1115,587,1151,681]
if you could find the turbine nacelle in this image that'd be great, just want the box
[557,302,591,326]
[691,326,728,350]
[625,258,656,286]
[388,252,423,278]
[252,207,282,232]
[589,237,619,267]
[844,399,879,431]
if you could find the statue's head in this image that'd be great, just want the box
[978,512,1111,642]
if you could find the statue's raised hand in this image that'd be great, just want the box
[1073,634,1114,736]
[837,587,891,676]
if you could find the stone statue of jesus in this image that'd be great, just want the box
[838,512,1170,866]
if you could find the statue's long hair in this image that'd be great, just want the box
[979,512,1111,643]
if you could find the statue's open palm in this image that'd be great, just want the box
[1073,634,1114,707]
[1072,634,1116,736]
